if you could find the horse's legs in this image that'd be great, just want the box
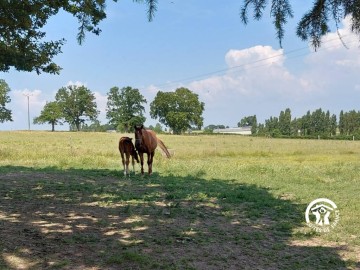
[148,151,155,175]
[139,152,144,175]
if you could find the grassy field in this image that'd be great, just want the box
[0,131,359,269]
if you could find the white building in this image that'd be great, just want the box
[213,126,252,135]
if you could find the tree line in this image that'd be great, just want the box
[239,108,360,139]
[0,81,205,133]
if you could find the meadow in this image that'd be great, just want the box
[0,131,359,269]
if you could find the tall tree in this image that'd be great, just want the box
[106,86,147,132]
[341,110,360,135]
[251,115,258,135]
[309,108,326,135]
[265,116,280,137]
[279,108,291,136]
[150,87,205,134]
[330,114,337,136]
[0,79,12,123]
[339,110,345,135]
[325,110,331,135]
[238,115,257,127]
[55,85,99,131]
[290,117,301,136]
[302,111,312,136]
[33,101,63,131]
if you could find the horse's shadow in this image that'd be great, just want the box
[0,165,356,269]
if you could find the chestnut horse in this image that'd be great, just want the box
[134,125,171,175]
[119,137,139,177]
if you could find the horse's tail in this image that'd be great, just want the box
[157,138,171,158]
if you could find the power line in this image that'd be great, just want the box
[153,34,354,89]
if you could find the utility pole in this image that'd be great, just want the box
[23,93,32,130]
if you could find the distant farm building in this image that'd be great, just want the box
[213,126,252,135]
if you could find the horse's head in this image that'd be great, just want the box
[134,125,144,149]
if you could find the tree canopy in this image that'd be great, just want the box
[150,87,204,134]
[55,84,99,131]
[0,0,157,74]
[106,86,147,132]
[240,0,360,49]
[0,79,12,123]
[0,0,112,74]
[33,101,63,131]
[238,115,257,127]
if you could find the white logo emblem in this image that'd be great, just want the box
[305,198,340,232]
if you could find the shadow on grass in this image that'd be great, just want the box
[0,165,356,269]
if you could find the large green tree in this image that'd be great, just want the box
[0,79,12,123]
[339,110,360,135]
[0,0,155,74]
[55,84,99,131]
[106,86,147,132]
[279,108,291,136]
[33,101,63,131]
[150,87,204,134]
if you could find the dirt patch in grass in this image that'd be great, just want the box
[0,168,358,269]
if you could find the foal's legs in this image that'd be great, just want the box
[125,153,130,176]
[131,157,136,174]
[120,149,126,176]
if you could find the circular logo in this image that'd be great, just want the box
[305,198,340,233]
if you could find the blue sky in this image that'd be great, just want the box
[1,1,360,131]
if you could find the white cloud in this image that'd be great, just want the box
[66,80,87,87]
[94,91,107,123]
[184,17,360,126]
[189,45,309,102]
[320,16,359,50]
[225,45,285,69]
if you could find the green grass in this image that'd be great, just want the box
[0,131,359,269]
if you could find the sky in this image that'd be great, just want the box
[1,1,360,131]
